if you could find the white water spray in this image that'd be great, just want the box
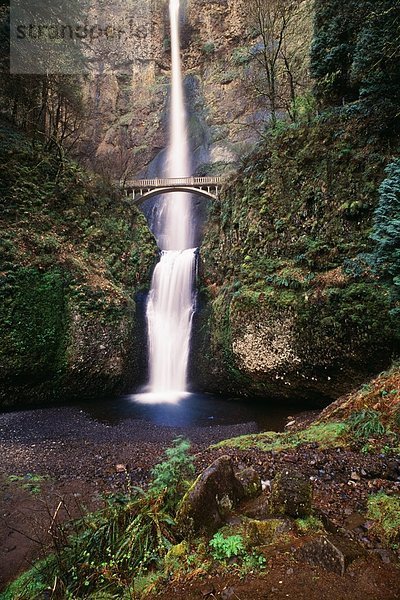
[135,0,196,404]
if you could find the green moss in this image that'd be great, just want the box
[0,268,68,379]
[211,422,347,452]
[0,121,156,407]
[367,493,400,546]
[200,112,397,397]
[244,518,291,546]
[0,556,55,600]
[295,516,325,535]
[165,542,188,561]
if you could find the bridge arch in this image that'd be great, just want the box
[122,176,222,204]
[130,186,217,205]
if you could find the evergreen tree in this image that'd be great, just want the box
[370,159,400,299]
[351,0,400,133]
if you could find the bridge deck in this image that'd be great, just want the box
[124,176,222,189]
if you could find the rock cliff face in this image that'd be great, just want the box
[0,123,156,408]
[77,0,264,179]
[71,0,399,405]
[194,116,398,401]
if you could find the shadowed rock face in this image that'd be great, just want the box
[296,535,365,576]
[176,455,261,536]
[0,126,157,409]
[194,114,398,401]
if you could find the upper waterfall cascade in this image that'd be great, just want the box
[135,0,197,404]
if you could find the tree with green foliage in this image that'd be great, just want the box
[351,1,400,134]
[370,159,400,307]
[310,0,400,132]
[310,0,366,105]
[0,2,85,148]
[245,0,312,125]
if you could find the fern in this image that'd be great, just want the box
[209,533,246,561]
[149,437,195,513]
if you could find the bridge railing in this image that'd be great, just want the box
[124,176,222,189]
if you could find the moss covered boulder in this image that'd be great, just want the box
[269,469,312,518]
[245,518,292,545]
[176,455,244,537]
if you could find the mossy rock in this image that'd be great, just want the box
[165,541,189,562]
[235,467,262,499]
[176,455,243,537]
[245,518,292,546]
[269,469,312,518]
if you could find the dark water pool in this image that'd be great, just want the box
[73,392,322,432]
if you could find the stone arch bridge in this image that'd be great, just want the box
[122,176,222,204]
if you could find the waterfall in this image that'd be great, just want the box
[135,0,196,404]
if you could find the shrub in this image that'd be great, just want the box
[231,46,251,66]
[202,41,215,56]
[2,439,195,598]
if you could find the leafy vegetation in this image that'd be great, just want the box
[209,532,246,561]
[310,0,400,133]
[320,363,400,434]
[1,439,194,599]
[0,558,54,600]
[367,493,400,546]
[0,121,155,407]
[208,529,267,573]
[7,473,48,495]
[347,409,386,440]
[149,437,195,513]
[295,516,324,535]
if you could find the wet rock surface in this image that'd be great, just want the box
[234,466,262,499]
[269,469,312,518]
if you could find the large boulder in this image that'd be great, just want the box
[269,469,312,518]
[176,455,244,537]
[296,535,365,575]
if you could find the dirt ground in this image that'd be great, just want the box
[0,406,399,599]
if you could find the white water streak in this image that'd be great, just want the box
[136,0,196,404]
[164,0,192,251]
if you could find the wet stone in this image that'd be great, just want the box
[176,455,243,536]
